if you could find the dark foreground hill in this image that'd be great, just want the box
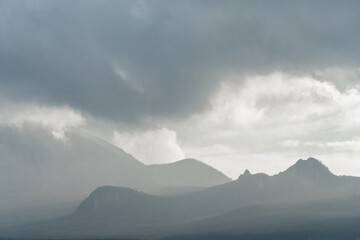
[1,157,359,240]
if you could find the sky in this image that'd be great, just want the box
[1,0,360,178]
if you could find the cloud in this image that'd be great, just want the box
[112,128,185,164]
[303,138,360,153]
[312,67,360,90]
[190,72,360,130]
[1,1,360,124]
[0,104,85,139]
[1,1,360,183]
[113,63,145,93]
[174,72,360,178]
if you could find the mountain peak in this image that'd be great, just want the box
[243,169,251,176]
[294,157,326,168]
[174,158,202,165]
[303,157,321,163]
[146,158,231,188]
[281,157,334,178]
[237,169,251,179]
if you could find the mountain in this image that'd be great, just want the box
[0,200,80,228]
[0,127,143,211]
[144,158,231,194]
[0,126,230,225]
[180,157,359,215]
[166,197,360,240]
[3,157,359,239]
[278,157,334,179]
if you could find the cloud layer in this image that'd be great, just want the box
[0,1,360,182]
[1,1,360,124]
[113,128,185,164]
[175,72,360,177]
[0,104,84,139]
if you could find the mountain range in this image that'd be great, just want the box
[2,157,359,240]
[0,127,229,228]
[0,127,230,212]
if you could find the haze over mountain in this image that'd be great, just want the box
[0,126,230,212]
[3,158,359,239]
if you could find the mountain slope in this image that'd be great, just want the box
[0,126,230,215]
[166,198,360,240]
[4,157,359,239]
[145,159,231,194]
[68,157,360,235]
[176,157,359,217]
[278,157,334,179]
[0,127,144,210]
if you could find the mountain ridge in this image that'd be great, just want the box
[278,157,334,179]
[0,128,230,213]
[1,157,359,239]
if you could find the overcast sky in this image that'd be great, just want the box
[1,0,360,178]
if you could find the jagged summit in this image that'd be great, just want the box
[237,157,334,181]
[243,169,251,176]
[236,169,270,182]
[237,169,251,180]
[280,157,334,179]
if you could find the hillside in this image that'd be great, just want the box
[3,157,359,239]
[0,127,230,220]
[145,158,231,194]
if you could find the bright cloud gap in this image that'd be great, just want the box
[0,104,85,139]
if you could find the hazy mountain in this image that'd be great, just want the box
[0,126,143,211]
[279,157,334,179]
[172,157,360,218]
[0,200,80,228]
[0,126,230,223]
[3,157,359,239]
[166,198,360,240]
[144,158,231,195]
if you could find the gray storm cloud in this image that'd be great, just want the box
[1,0,360,124]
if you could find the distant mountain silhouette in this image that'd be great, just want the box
[145,158,231,194]
[3,157,359,239]
[75,186,172,223]
[279,157,334,179]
